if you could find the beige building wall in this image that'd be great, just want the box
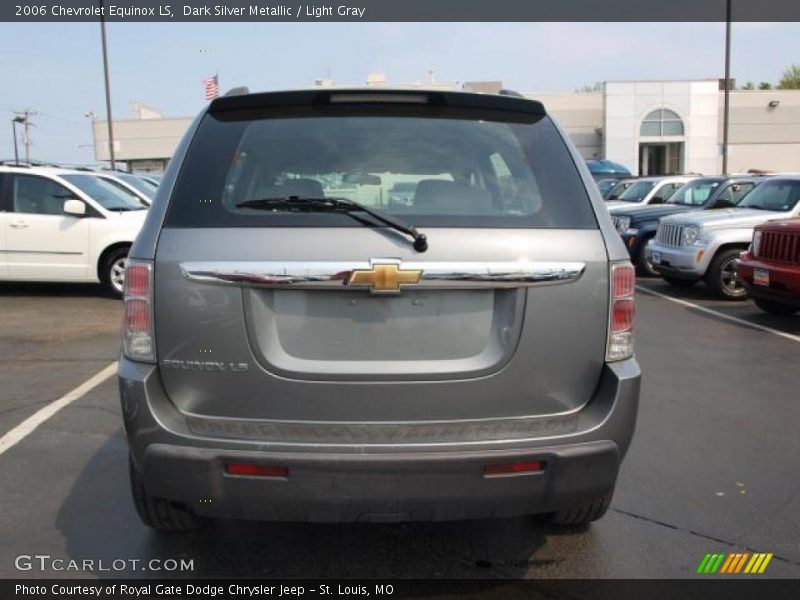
[93,117,192,162]
[528,92,604,159]
[724,90,800,173]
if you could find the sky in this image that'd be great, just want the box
[0,21,797,165]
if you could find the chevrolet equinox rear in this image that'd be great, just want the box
[119,88,641,530]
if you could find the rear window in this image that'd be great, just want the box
[165,106,596,229]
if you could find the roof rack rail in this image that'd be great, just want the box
[498,89,525,99]
[224,86,250,97]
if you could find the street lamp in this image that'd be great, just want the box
[98,0,116,170]
[721,0,732,175]
[11,116,24,165]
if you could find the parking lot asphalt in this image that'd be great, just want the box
[0,279,798,579]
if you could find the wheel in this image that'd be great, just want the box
[548,489,614,526]
[662,275,697,288]
[636,239,659,277]
[100,246,130,297]
[753,297,799,316]
[705,248,747,300]
[129,456,203,531]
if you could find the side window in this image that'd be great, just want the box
[11,174,76,216]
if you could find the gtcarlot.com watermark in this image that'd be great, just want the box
[14,554,194,573]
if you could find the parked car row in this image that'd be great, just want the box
[610,176,762,276]
[599,169,800,312]
[646,177,800,303]
[0,164,159,295]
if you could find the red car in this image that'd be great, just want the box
[737,218,800,315]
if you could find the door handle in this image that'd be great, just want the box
[10,221,29,229]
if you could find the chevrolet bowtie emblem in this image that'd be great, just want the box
[347,263,422,293]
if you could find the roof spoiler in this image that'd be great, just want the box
[209,88,545,116]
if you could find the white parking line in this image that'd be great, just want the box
[0,362,118,457]
[637,285,800,344]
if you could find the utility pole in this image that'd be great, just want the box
[11,117,24,165]
[722,0,732,175]
[99,0,116,170]
[13,110,37,163]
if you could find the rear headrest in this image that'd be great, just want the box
[257,178,325,199]
[413,180,492,213]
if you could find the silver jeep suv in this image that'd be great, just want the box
[119,88,641,530]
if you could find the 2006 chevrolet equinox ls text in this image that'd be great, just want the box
[119,88,641,530]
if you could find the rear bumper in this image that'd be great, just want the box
[737,254,800,308]
[118,358,640,523]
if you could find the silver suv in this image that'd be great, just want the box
[646,177,800,299]
[119,88,641,530]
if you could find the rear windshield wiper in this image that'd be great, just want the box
[235,196,428,252]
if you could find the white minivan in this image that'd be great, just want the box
[0,165,147,295]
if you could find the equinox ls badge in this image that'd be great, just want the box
[347,262,422,293]
[161,360,249,372]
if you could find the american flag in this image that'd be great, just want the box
[203,74,219,101]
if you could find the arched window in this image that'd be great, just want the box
[640,109,684,136]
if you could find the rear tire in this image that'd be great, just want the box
[548,489,614,526]
[662,275,696,288]
[706,248,748,300]
[129,456,203,531]
[99,246,130,298]
[753,297,799,316]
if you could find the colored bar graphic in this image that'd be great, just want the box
[700,552,773,575]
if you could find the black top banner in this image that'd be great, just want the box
[3,0,800,22]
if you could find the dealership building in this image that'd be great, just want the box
[93,77,800,176]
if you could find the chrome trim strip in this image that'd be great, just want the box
[179,259,586,290]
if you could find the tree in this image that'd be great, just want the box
[741,81,755,90]
[778,64,800,89]
[758,82,773,90]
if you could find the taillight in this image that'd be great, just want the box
[123,260,155,363]
[607,262,635,361]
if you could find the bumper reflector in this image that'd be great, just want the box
[484,461,543,477]
[225,463,289,478]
